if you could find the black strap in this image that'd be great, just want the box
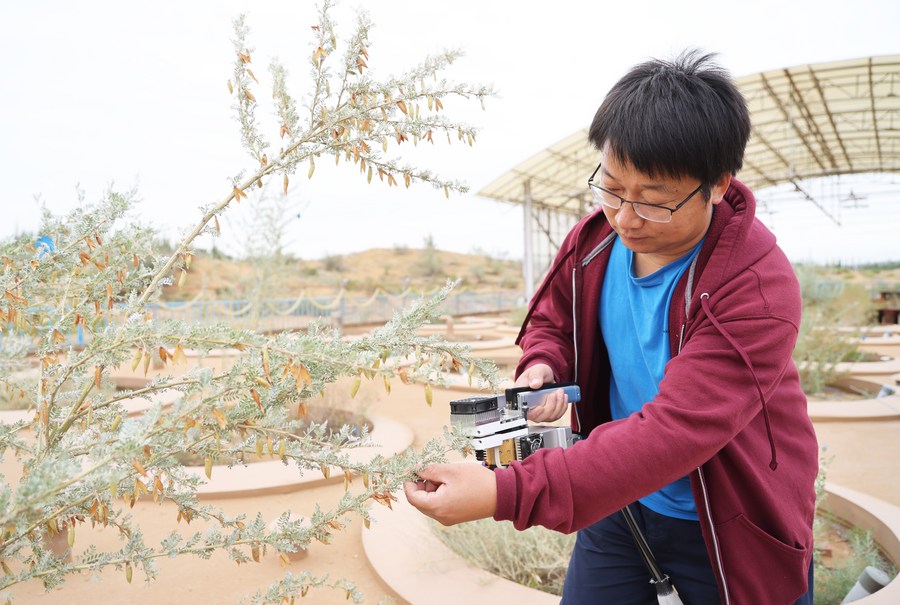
[621,504,667,583]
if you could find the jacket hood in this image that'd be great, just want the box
[691,178,778,297]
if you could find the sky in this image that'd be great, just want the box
[2,0,899,265]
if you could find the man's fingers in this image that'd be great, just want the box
[414,464,449,485]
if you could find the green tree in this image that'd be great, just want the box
[0,4,495,602]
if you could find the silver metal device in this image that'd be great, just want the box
[449,383,580,468]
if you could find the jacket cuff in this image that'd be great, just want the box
[492,466,517,522]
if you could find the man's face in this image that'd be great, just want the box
[598,153,730,273]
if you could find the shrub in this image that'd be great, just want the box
[431,519,574,595]
[0,4,495,602]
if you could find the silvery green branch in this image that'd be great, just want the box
[0,3,495,602]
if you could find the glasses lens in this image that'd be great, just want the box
[634,205,672,223]
[590,185,621,208]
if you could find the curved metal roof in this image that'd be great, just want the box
[478,55,900,214]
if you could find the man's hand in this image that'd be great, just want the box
[516,363,568,423]
[403,463,497,526]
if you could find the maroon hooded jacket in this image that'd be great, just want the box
[493,179,818,604]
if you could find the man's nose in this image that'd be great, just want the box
[614,201,645,228]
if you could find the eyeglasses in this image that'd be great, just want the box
[587,162,704,224]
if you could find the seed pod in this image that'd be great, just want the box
[142,350,151,376]
[110,413,122,431]
[350,376,361,399]
[425,383,433,407]
[67,524,75,548]
[125,562,132,584]
[130,348,142,372]
[204,456,213,480]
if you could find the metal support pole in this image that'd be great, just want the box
[523,180,536,300]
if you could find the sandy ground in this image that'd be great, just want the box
[6,338,900,604]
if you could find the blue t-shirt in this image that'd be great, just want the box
[599,237,704,520]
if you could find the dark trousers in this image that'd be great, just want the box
[560,502,814,605]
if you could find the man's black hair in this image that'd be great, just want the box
[588,49,750,194]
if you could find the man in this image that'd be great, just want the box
[405,51,818,604]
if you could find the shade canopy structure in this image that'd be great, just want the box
[478,55,900,296]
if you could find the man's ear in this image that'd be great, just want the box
[710,173,733,205]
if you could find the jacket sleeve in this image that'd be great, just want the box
[495,260,805,533]
[515,228,580,382]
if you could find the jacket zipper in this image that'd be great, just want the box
[571,266,581,433]
[698,466,731,605]
[573,232,616,435]
[680,254,730,605]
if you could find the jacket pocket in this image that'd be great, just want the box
[715,513,809,605]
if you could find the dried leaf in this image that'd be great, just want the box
[262,347,271,382]
[295,364,312,389]
[131,459,147,477]
[174,343,187,366]
[212,407,227,428]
